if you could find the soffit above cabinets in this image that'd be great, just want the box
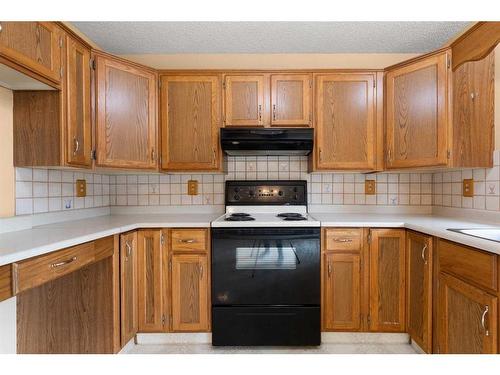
[71,21,471,55]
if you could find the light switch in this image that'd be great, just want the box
[463,179,474,197]
[188,180,198,195]
[365,180,376,195]
[76,179,86,197]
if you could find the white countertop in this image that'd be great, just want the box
[311,213,500,255]
[0,214,219,266]
[0,212,499,266]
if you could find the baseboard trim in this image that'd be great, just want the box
[321,332,410,344]
[135,333,212,345]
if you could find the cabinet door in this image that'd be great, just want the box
[161,75,221,171]
[137,230,165,332]
[64,35,92,167]
[452,51,494,168]
[224,75,265,126]
[0,21,62,83]
[315,74,376,170]
[407,231,433,352]
[438,272,497,354]
[270,74,311,126]
[323,253,361,331]
[386,51,450,168]
[171,253,209,332]
[369,229,406,332]
[120,231,138,346]
[95,55,157,169]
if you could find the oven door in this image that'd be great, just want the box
[211,227,320,306]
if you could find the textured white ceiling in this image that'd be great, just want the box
[72,22,471,54]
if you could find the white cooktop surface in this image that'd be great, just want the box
[211,206,320,228]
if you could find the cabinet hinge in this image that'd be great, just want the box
[367,315,371,324]
[59,37,63,48]
[60,67,63,79]
[162,314,166,326]
[91,150,96,160]
[169,257,172,272]
[89,59,96,70]
[367,232,372,244]
[158,80,162,89]
[373,79,376,88]
[222,81,226,89]
[446,54,451,69]
[160,232,165,246]
[309,79,312,88]
[447,150,451,159]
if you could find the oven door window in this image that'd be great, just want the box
[236,241,298,270]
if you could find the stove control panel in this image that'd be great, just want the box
[225,180,307,205]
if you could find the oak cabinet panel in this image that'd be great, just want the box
[437,272,497,354]
[224,75,266,126]
[0,21,63,84]
[369,229,406,332]
[323,253,361,331]
[407,231,433,353]
[160,75,221,171]
[95,54,157,169]
[452,50,494,168]
[171,253,209,332]
[315,73,377,170]
[137,230,166,332]
[120,231,138,346]
[386,51,450,168]
[270,74,311,126]
[64,35,92,167]
[0,265,12,302]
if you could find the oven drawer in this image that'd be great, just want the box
[170,229,208,252]
[324,228,362,252]
[212,306,320,346]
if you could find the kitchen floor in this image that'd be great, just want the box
[127,343,417,354]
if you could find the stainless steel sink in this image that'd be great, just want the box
[447,228,500,243]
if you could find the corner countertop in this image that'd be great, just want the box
[0,212,499,267]
[0,214,220,266]
[311,213,500,255]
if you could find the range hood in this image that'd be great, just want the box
[220,128,314,156]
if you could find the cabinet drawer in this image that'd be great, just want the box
[13,241,100,293]
[438,239,498,291]
[170,229,208,252]
[0,265,12,302]
[324,228,362,251]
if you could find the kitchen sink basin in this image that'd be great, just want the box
[447,228,500,243]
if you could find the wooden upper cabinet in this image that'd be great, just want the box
[171,253,209,332]
[120,231,138,346]
[95,54,157,169]
[323,253,361,331]
[369,229,406,332]
[437,272,497,354]
[406,231,433,353]
[0,21,63,84]
[224,75,266,126]
[386,50,450,169]
[160,75,221,171]
[64,35,92,167]
[270,74,311,126]
[452,51,494,168]
[137,230,165,332]
[315,73,377,170]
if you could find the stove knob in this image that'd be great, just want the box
[294,194,299,200]
[249,190,255,197]
[278,190,284,196]
[234,187,240,193]
[233,194,240,201]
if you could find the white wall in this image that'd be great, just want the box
[0,297,16,354]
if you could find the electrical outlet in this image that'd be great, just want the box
[463,179,474,197]
[187,180,198,195]
[365,180,376,195]
[76,179,86,197]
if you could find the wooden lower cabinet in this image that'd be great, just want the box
[406,231,433,353]
[137,229,167,332]
[369,229,406,332]
[120,231,138,346]
[171,253,209,332]
[323,253,362,331]
[437,272,497,353]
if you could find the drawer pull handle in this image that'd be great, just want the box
[421,244,428,264]
[481,305,489,336]
[51,256,77,269]
[179,239,196,244]
[333,238,352,243]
